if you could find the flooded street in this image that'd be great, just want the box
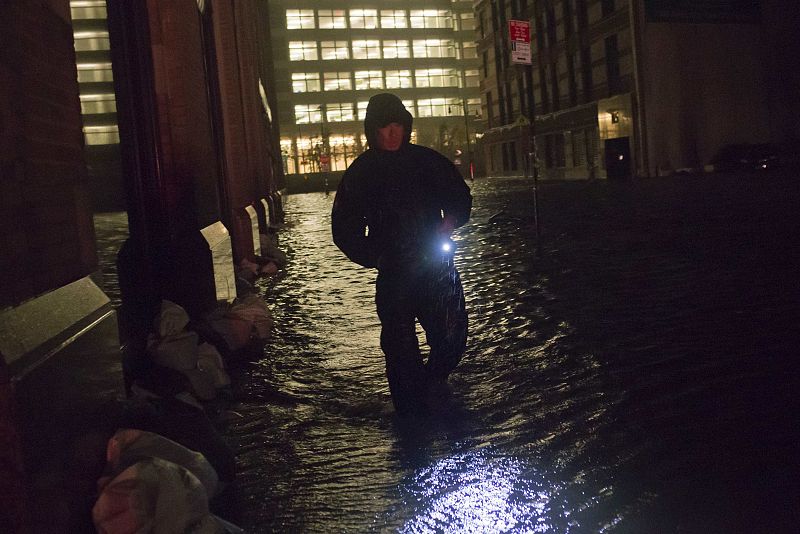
[224,175,798,533]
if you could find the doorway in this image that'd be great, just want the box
[604,137,631,179]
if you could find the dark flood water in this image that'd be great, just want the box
[226,175,798,533]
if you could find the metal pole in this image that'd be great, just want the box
[462,96,474,180]
[526,63,541,256]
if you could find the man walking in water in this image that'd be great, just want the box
[331,93,472,416]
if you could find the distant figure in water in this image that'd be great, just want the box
[331,93,472,416]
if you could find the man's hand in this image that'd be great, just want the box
[438,215,457,238]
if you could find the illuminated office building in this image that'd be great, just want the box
[268,1,483,178]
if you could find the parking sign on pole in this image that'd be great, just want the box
[509,20,531,65]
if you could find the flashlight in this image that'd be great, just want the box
[438,238,456,266]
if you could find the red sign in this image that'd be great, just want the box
[509,20,530,42]
[509,20,532,65]
[319,154,330,164]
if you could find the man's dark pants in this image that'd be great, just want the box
[375,261,467,415]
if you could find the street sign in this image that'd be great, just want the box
[319,154,330,172]
[509,19,531,65]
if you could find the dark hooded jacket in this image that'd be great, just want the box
[332,93,472,273]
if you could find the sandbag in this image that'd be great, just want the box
[147,301,230,401]
[92,456,224,534]
[101,428,219,498]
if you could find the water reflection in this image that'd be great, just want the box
[397,450,559,534]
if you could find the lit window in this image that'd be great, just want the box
[403,100,416,118]
[415,68,458,88]
[354,70,384,90]
[79,94,116,114]
[349,9,378,29]
[76,62,113,83]
[320,41,350,60]
[467,97,482,117]
[444,98,465,115]
[82,125,119,145]
[385,70,412,89]
[462,41,478,59]
[329,135,356,148]
[294,104,322,124]
[289,41,318,61]
[323,71,352,91]
[291,72,320,93]
[464,69,480,88]
[326,103,355,122]
[73,31,110,52]
[286,9,315,30]
[412,39,455,58]
[359,100,414,121]
[352,40,381,60]
[380,9,407,28]
[416,98,449,117]
[409,10,452,29]
[382,40,410,59]
[357,101,370,120]
[460,12,476,31]
[71,3,107,19]
[318,9,346,29]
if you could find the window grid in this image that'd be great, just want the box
[382,40,411,59]
[352,39,381,60]
[318,9,346,29]
[380,9,408,28]
[412,39,455,58]
[414,68,458,88]
[326,103,355,123]
[459,13,476,31]
[354,70,384,90]
[416,97,462,117]
[286,9,315,29]
[462,41,478,59]
[357,101,370,120]
[464,69,480,88]
[323,71,352,91]
[289,41,318,61]
[385,70,412,89]
[409,9,452,29]
[349,9,378,29]
[294,104,322,124]
[320,40,350,60]
[292,72,320,93]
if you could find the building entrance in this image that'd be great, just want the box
[604,137,632,179]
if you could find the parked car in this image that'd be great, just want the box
[709,143,783,172]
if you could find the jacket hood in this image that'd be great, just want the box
[364,93,413,149]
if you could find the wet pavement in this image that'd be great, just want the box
[209,173,799,533]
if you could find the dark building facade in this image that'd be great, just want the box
[474,0,800,179]
[1,1,284,529]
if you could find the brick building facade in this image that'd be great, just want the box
[0,1,284,529]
